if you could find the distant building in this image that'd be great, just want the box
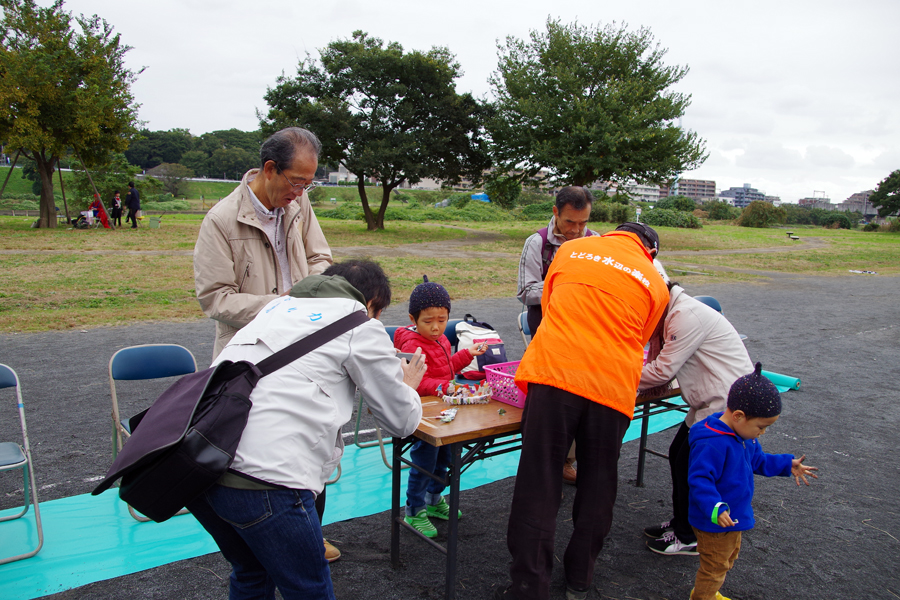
[836,190,878,218]
[660,178,716,202]
[624,181,660,203]
[719,184,765,208]
[765,195,782,206]
[798,197,833,210]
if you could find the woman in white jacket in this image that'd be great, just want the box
[638,265,753,557]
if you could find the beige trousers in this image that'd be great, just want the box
[692,527,742,600]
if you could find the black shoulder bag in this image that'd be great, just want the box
[92,310,369,522]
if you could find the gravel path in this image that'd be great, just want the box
[0,268,897,598]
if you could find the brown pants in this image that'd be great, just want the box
[692,528,742,600]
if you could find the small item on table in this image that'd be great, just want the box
[442,381,493,405]
[440,408,458,423]
[498,407,506,416]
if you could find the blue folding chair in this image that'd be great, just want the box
[694,296,747,340]
[108,344,197,521]
[0,364,43,565]
[352,320,463,469]
[694,296,723,314]
[517,310,532,348]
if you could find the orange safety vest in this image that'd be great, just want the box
[515,231,669,419]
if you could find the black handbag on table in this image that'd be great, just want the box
[92,310,369,522]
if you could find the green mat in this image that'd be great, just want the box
[0,373,798,600]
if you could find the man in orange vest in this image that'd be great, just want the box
[496,222,669,600]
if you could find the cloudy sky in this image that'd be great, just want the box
[54,0,898,203]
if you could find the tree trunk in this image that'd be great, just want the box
[34,154,58,229]
[358,179,378,230]
[375,185,394,230]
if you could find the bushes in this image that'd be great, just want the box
[702,200,741,221]
[640,208,702,229]
[143,200,192,211]
[521,201,555,220]
[317,200,517,223]
[655,195,695,212]
[821,213,852,230]
[589,202,635,224]
[737,201,786,228]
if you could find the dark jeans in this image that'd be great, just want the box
[187,485,334,600]
[669,422,696,543]
[506,384,630,599]
[126,209,137,227]
[405,440,450,515]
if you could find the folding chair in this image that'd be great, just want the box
[694,296,747,340]
[353,320,466,469]
[517,310,532,348]
[0,364,44,565]
[109,344,197,521]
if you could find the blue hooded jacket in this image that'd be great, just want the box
[688,411,793,533]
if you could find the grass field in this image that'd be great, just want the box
[0,214,896,333]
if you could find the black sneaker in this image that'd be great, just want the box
[643,519,673,539]
[646,530,699,556]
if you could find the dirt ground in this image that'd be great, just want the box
[1,272,898,600]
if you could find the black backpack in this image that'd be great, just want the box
[92,311,368,522]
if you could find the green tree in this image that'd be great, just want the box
[261,31,491,230]
[737,201,786,228]
[145,162,193,196]
[125,128,193,170]
[488,19,707,188]
[484,175,521,209]
[71,152,141,210]
[180,150,209,178]
[207,147,257,180]
[0,0,139,228]
[869,169,900,217]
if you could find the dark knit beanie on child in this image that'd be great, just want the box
[727,362,782,418]
[408,275,451,315]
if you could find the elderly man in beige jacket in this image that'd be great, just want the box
[194,127,333,361]
[193,127,337,560]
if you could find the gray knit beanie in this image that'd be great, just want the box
[727,362,782,418]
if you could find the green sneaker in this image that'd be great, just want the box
[404,509,437,538]
[426,496,462,521]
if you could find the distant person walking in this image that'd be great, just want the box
[125,182,140,229]
[110,191,123,227]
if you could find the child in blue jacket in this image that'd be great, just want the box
[687,363,818,600]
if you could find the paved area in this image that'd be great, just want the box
[1,273,897,599]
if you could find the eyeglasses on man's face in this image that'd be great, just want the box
[281,171,317,194]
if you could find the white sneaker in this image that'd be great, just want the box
[646,530,699,556]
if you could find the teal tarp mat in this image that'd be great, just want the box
[763,370,801,391]
[0,372,798,599]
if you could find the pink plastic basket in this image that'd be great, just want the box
[484,361,526,408]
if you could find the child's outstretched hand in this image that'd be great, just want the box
[470,342,488,356]
[717,510,737,528]
[791,455,818,486]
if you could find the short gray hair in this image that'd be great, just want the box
[259,127,322,172]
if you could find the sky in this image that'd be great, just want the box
[47,0,899,203]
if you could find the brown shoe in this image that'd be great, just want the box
[562,461,577,485]
[323,538,341,563]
